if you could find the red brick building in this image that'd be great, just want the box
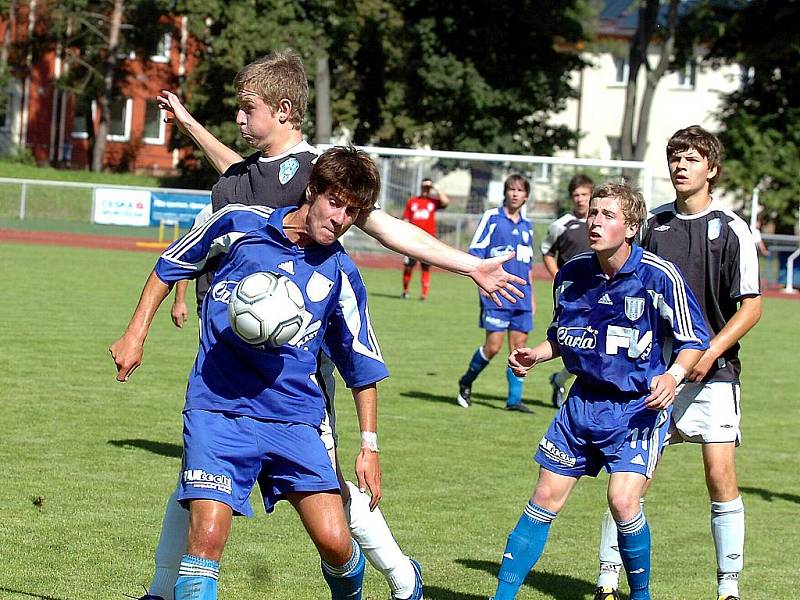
[1,4,197,173]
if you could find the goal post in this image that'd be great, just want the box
[325,144,652,253]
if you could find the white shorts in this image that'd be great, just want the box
[667,381,741,446]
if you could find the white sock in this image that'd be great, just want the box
[711,496,744,597]
[344,481,416,598]
[148,489,189,600]
[597,508,622,589]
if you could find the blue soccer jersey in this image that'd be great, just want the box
[548,244,709,394]
[154,204,388,427]
[468,207,535,310]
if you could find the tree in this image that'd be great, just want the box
[620,0,679,162]
[46,0,172,171]
[691,0,800,229]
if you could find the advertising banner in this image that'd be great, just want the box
[150,192,211,226]
[92,188,151,226]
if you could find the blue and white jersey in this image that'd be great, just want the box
[548,244,709,394]
[468,207,535,310]
[154,204,388,426]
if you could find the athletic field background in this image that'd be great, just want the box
[0,241,797,599]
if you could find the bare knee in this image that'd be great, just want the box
[607,491,642,522]
[186,502,232,561]
[705,463,739,501]
[531,482,568,513]
[483,340,503,359]
[317,526,354,566]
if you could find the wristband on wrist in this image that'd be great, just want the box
[360,431,379,452]
[666,364,686,386]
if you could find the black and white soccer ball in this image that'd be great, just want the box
[227,272,305,347]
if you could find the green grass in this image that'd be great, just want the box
[0,242,797,600]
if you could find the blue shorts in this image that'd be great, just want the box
[179,409,340,516]
[480,307,532,333]
[534,380,671,479]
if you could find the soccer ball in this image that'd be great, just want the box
[227,272,305,347]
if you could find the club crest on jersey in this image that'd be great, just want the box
[278,157,300,184]
[707,218,722,241]
[625,296,645,321]
[306,271,334,302]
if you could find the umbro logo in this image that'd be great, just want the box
[654,225,670,231]
[726,553,741,561]
[278,261,294,275]
[599,293,613,305]
[630,454,646,466]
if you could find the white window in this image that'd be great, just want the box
[612,56,629,85]
[71,101,91,139]
[532,163,550,184]
[150,32,172,63]
[107,97,132,141]
[143,99,166,144]
[676,60,697,89]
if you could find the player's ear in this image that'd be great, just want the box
[277,98,292,124]
[305,185,315,203]
[707,164,718,182]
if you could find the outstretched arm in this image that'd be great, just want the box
[109,271,172,382]
[357,209,525,304]
[352,383,381,510]
[158,90,243,175]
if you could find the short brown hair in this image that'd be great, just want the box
[504,174,530,196]
[666,125,724,191]
[568,173,594,194]
[592,182,646,230]
[309,145,381,210]
[234,50,308,128]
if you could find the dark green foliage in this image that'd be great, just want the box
[688,0,800,228]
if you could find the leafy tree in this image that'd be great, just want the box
[690,0,800,230]
[43,0,174,171]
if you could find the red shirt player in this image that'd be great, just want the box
[402,178,450,300]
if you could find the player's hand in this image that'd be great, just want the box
[508,348,536,378]
[645,373,677,409]
[157,90,195,134]
[171,301,189,328]
[686,351,715,382]
[355,448,382,511]
[108,334,144,382]
[471,254,526,306]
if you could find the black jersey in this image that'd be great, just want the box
[540,213,590,268]
[641,201,760,382]
[195,140,318,310]
[211,140,319,212]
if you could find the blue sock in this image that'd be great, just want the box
[321,539,365,600]
[174,554,219,600]
[616,511,651,600]
[494,501,556,600]
[460,347,490,386]
[505,367,524,407]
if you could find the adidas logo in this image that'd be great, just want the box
[630,568,645,574]
[599,293,613,305]
[630,454,646,466]
[278,261,294,275]
[503,552,514,560]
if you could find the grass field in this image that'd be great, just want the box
[1,241,798,600]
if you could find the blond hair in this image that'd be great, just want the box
[234,50,308,128]
[592,182,646,229]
